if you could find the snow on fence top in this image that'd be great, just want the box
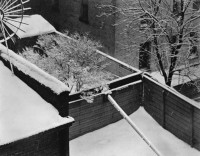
[144,73,200,109]
[0,61,74,146]
[0,44,69,94]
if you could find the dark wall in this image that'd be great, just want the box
[69,83,142,140]
[174,81,200,101]
[0,50,72,156]
[143,75,200,150]
[59,0,116,56]
[0,124,71,156]
[0,57,69,117]
[26,0,61,30]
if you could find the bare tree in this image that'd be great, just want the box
[99,0,200,86]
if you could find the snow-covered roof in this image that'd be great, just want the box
[0,61,74,146]
[5,14,56,39]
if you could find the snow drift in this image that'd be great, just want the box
[70,107,199,156]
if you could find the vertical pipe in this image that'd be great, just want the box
[107,94,162,156]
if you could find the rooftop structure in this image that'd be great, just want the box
[5,14,56,39]
[0,43,74,156]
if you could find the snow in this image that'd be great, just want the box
[0,61,74,145]
[5,14,56,39]
[150,70,191,87]
[0,44,69,94]
[150,64,200,87]
[70,107,199,156]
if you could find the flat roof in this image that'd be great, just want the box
[5,14,56,39]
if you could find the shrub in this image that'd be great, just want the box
[21,33,115,93]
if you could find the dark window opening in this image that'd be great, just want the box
[79,0,89,24]
[51,0,60,13]
[139,41,151,70]
[193,0,200,11]
[140,14,153,31]
[188,32,199,59]
[173,0,181,17]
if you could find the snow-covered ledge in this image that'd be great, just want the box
[0,60,74,155]
[0,44,69,94]
[0,44,70,117]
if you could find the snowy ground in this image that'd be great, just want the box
[0,61,73,145]
[70,107,199,156]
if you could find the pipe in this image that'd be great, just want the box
[107,94,162,156]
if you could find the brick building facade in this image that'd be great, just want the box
[27,0,115,55]
[27,0,200,70]
[26,0,60,29]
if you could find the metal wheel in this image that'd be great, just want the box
[0,0,30,43]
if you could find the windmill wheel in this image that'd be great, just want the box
[0,0,30,43]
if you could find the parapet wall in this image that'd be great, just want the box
[56,31,140,77]
[95,49,141,77]
[0,124,71,156]
[0,45,73,156]
[0,44,69,117]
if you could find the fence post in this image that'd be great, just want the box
[190,106,194,147]
[162,90,166,129]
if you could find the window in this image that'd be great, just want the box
[173,0,181,17]
[51,0,60,13]
[188,32,199,59]
[193,0,200,11]
[139,14,152,31]
[139,41,151,70]
[79,0,89,24]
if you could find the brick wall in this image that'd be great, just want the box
[0,124,71,156]
[26,0,61,30]
[58,0,116,56]
[114,0,141,68]
[143,74,200,150]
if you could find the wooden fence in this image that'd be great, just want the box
[69,73,143,140]
[143,74,200,150]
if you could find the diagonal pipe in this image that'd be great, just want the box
[107,94,162,156]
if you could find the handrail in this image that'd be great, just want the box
[55,31,141,74]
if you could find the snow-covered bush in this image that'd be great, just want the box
[20,33,115,93]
